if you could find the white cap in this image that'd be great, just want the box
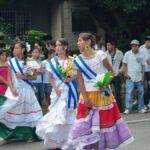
[130,40,140,45]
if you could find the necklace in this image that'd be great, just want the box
[0,62,6,66]
[83,51,97,60]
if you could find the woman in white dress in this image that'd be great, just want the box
[36,38,78,149]
[0,41,43,145]
[63,32,134,150]
[27,47,44,106]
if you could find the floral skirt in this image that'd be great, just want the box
[0,86,43,141]
[63,91,134,150]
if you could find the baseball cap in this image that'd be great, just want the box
[145,35,150,41]
[130,40,140,45]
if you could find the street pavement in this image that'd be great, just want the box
[0,112,150,150]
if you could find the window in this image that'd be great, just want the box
[0,9,31,36]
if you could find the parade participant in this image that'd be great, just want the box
[0,50,8,95]
[28,47,44,106]
[63,32,134,150]
[0,41,43,145]
[36,38,78,150]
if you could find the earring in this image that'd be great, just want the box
[84,45,91,51]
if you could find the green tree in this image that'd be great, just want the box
[86,0,150,51]
[23,30,47,48]
[0,18,12,50]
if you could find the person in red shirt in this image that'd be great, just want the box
[0,50,9,95]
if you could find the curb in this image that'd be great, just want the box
[127,118,150,124]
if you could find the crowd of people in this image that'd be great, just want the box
[0,32,150,150]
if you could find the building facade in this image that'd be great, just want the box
[0,0,105,50]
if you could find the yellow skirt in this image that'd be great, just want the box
[79,91,113,107]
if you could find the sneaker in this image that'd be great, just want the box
[133,99,137,105]
[0,140,9,145]
[144,105,149,110]
[138,109,147,114]
[147,103,150,109]
[124,109,130,115]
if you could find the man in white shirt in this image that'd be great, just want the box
[106,41,124,112]
[140,35,150,109]
[123,40,146,114]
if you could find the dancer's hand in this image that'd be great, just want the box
[16,73,24,79]
[55,87,61,97]
[62,77,70,83]
[84,100,92,108]
[124,74,131,80]
[11,88,18,96]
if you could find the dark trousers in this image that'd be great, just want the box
[111,75,123,112]
[33,83,44,106]
[144,72,150,105]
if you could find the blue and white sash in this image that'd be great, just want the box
[50,57,78,109]
[9,58,36,90]
[74,55,111,96]
[74,55,97,79]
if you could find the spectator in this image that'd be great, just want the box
[106,40,124,112]
[140,35,150,109]
[123,40,146,114]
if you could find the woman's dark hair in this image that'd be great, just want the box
[57,38,69,56]
[15,41,27,65]
[34,41,44,52]
[34,41,43,47]
[10,45,15,58]
[78,32,96,47]
[31,46,41,53]
[0,49,7,56]
[46,40,56,47]
[145,35,150,41]
[106,40,116,46]
[44,49,55,59]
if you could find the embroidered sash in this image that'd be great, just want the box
[74,55,97,79]
[74,55,111,96]
[50,56,78,109]
[9,58,36,90]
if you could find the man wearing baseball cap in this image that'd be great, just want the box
[123,40,146,114]
[130,39,140,45]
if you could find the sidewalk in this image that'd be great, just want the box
[122,110,150,123]
[123,111,150,150]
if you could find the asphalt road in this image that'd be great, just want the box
[0,113,150,150]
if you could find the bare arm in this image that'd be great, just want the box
[141,64,145,83]
[0,75,8,85]
[119,65,124,74]
[102,58,115,76]
[77,70,92,107]
[146,58,150,64]
[7,66,18,96]
[62,75,77,83]
[49,72,61,96]
[16,73,37,80]
[35,67,45,75]
[123,63,130,79]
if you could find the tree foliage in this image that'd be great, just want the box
[86,0,150,51]
[0,18,13,50]
[23,30,47,48]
